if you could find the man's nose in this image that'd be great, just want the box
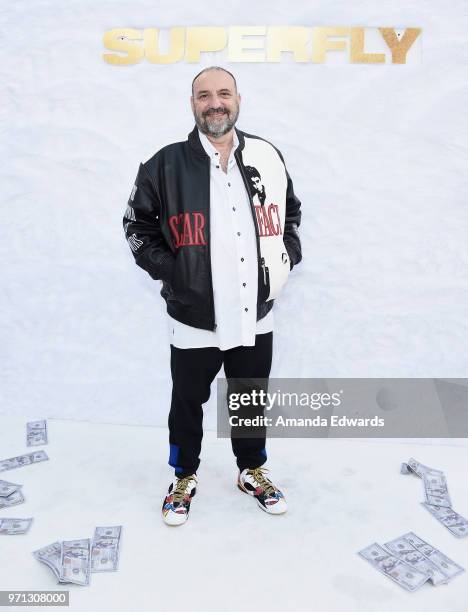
[210,95,223,108]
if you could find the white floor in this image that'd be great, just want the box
[0,416,467,612]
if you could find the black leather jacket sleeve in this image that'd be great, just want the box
[277,152,302,271]
[123,162,175,284]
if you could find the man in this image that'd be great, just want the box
[123,66,302,526]
[244,166,267,206]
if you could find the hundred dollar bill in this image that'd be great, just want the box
[33,541,67,582]
[404,458,443,479]
[358,543,429,591]
[384,535,449,585]
[421,503,468,538]
[403,532,465,582]
[91,526,122,572]
[0,480,22,497]
[423,472,451,508]
[27,420,48,446]
[0,450,49,472]
[0,488,25,510]
[60,539,91,586]
[0,517,33,535]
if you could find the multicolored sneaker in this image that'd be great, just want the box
[237,467,287,515]
[162,474,197,526]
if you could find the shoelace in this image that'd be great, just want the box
[247,467,277,496]
[172,475,196,504]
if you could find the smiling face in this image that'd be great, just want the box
[191,69,241,138]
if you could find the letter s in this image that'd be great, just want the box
[103,29,144,65]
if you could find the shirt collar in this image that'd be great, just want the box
[198,128,239,168]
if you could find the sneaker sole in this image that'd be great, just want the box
[163,515,189,526]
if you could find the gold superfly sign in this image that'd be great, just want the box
[102,26,422,65]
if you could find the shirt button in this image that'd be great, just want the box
[216,165,220,168]
[228,182,231,186]
[242,283,246,287]
[240,257,244,262]
[232,206,236,211]
[244,307,248,312]
[237,232,241,236]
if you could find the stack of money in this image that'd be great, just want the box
[0,452,49,517]
[359,532,464,591]
[401,458,468,537]
[0,479,25,511]
[27,420,48,446]
[0,450,49,534]
[33,526,122,586]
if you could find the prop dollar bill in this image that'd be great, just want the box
[0,517,33,535]
[60,539,91,586]
[0,451,49,472]
[421,503,468,538]
[0,480,22,497]
[33,542,68,582]
[402,532,464,582]
[402,458,443,479]
[27,420,48,447]
[401,457,467,536]
[384,535,449,585]
[91,526,122,572]
[358,543,429,591]
[0,488,25,510]
[423,472,451,508]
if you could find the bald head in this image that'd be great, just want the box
[191,66,237,96]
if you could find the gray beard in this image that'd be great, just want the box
[195,108,239,138]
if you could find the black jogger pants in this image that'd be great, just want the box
[168,331,273,477]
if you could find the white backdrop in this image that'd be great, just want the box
[2,1,467,427]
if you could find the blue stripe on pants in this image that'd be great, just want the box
[169,444,183,474]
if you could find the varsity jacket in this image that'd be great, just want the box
[123,124,302,331]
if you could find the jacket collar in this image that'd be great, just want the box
[188,124,245,158]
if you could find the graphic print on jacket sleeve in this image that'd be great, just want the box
[127,233,144,252]
[122,163,176,285]
[124,204,136,221]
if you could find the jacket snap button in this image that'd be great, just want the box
[240,257,244,262]
[244,308,248,312]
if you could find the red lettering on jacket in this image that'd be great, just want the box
[169,212,207,248]
[192,212,206,245]
[254,204,282,237]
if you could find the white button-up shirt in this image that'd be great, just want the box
[166,128,274,350]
